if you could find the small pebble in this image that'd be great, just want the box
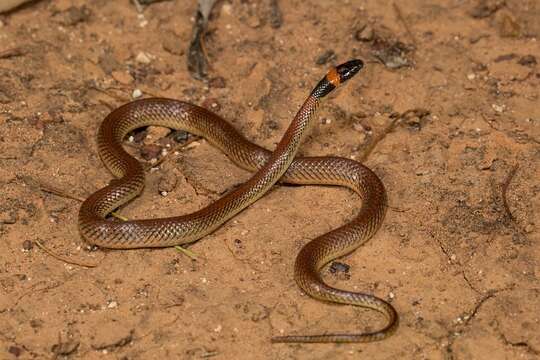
[171,130,189,143]
[353,122,367,132]
[469,1,503,18]
[269,2,283,28]
[406,116,422,131]
[50,340,79,356]
[22,240,33,251]
[415,168,429,176]
[55,5,91,26]
[315,50,336,65]
[132,89,143,98]
[245,14,261,28]
[496,12,521,38]
[107,301,118,309]
[329,261,350,274]
[209,77,226,88]
[518,55,537,67]
[202,98,221,112]
[140,144,162,161]
[467,73,476,80]
[469,33,488,44]
[131,129,148,143]
[158,173,177,194]
[161,32,184,55]
[135,52,152,64]
[373,41,410,69]
[144,126,171,144]
[185,141,200,149]
[138,14,148,27]
[473,63,487,72]
[355,25,374,41]
[357,133,367,145]
[494,53,517,62]
[447,105,461,117]
[1,210,17,224]
[111,70,134,85]
[492,104,505,113]
[157,137,175,148]
[222,3,232,15]
[8,346,22,357]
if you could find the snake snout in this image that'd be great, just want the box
[336,59,364,83]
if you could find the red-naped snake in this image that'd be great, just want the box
[79,60,398,343]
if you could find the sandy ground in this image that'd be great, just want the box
[0,0,539,359]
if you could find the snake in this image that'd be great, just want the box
[79,59,398,343]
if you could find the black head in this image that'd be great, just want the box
[311,59,364,99]
[335,59,364,83]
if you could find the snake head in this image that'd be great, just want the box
[311,59,364,98]
[335,59,364,83]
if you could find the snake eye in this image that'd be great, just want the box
[335,59,364,83]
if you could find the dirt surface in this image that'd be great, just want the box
[1,0,539,359]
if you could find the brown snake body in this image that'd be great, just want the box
[79,60,398,343]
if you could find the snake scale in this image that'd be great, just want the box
[79,60,398,343]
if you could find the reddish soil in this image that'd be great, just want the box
[0,0,539,359]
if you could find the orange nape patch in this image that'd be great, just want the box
[326,68,340,87]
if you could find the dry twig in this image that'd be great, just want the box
[38,180,128,220]
[39,181,85,202]
[357,116,401,162]
[393,2,417,47]
[187,0,217,79]
[34,239,100,268]
[0,47,24,59]
[502,165,519,221]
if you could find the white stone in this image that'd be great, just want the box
[135,51,152,64]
